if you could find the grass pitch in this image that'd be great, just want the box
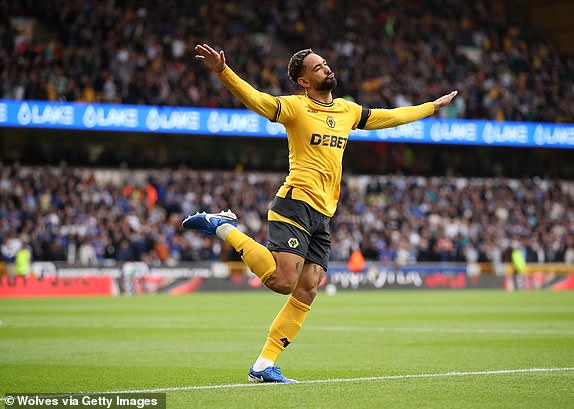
[1,290,573,408]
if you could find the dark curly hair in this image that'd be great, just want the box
[287,49,314,87]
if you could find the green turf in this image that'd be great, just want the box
[1,291,573,409]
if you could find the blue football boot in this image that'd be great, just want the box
[181,210,238,235]
[248,366,298,383]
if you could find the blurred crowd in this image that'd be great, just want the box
[1,165,573,267]
[1,0,573,122]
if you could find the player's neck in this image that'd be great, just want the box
[306,89,333,104]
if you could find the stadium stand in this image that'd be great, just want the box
[0,0,572,122]
[1,1,573,269]
[1,165,572,265]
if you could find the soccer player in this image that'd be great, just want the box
[184,44,457,383]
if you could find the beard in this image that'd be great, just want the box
[316,76,337,91]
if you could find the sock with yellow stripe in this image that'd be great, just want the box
[216,224,276,283]
[258,295,311,365]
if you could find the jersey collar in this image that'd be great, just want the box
[305,94,334,107]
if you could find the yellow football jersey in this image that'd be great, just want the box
[273,95,362,216]
[217,66,434,217]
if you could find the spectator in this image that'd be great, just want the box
[0,0,571,122]
[1,165,572,266]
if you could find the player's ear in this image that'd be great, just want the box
[297,77,310,89]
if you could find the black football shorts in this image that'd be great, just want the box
[267,191,331,271]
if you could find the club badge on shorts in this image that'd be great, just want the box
[288,238,299,248]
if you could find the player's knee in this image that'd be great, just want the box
[266,269,298,295]
[274,282,296,295]
[268,278,297,295]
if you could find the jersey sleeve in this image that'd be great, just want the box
[274,95,298,125]
[216,66,279,121]
[362,102,435,130]
[345,100,367,130]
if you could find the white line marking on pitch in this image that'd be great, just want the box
[307,325,574,336]
[1,367,572,400]
[3,322,574,336]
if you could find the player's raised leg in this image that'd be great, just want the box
[182,211,303,294]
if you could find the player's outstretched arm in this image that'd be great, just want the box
[362,90,458,130]
[195,44,279,121]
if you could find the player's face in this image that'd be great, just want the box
[302,53,337,91]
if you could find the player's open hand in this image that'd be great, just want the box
[433,90,458,111]
[195,44,226,73]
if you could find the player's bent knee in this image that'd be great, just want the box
[276,277,299,294]
[267,278,296,295]
[274,283,295,295]
[265,270,298,295]
[267,251,305,294]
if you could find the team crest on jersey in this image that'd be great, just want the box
[288,238,299,248]
[326,116,336,128]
